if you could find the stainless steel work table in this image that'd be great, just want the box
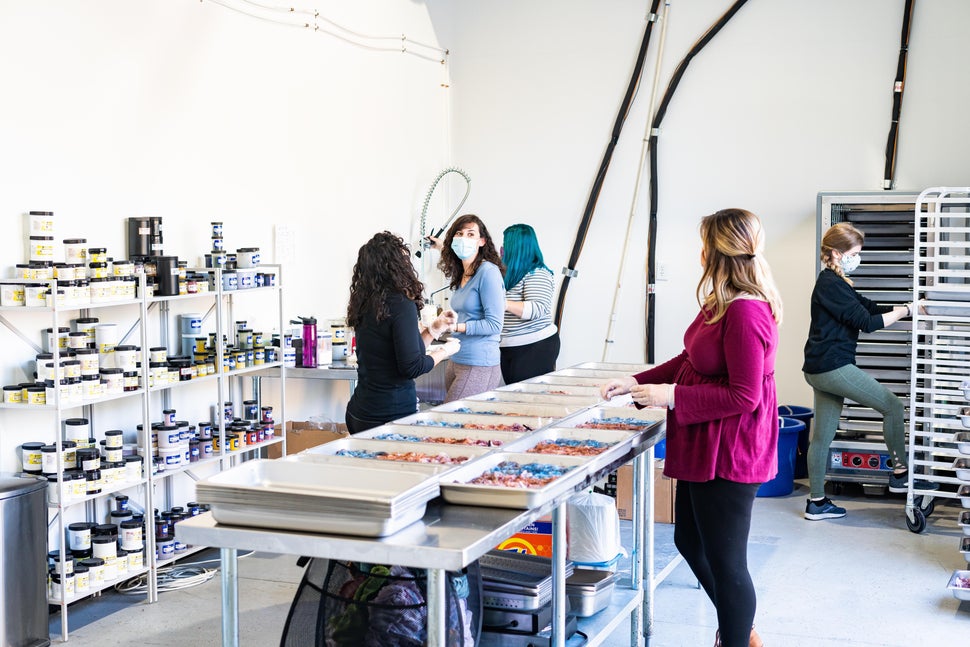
[178,423,664,647]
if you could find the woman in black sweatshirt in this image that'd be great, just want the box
[344,232,458,433]
[801,222,930,521]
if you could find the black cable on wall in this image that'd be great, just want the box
[644,0,749,362]
[554,0,663,330]
[883,0,915,190]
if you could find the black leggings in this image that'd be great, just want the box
[673,478,760,647]
[499,333,561,384]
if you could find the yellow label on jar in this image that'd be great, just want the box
[27,390,46,405]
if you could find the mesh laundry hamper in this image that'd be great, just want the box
[280,559,481,646]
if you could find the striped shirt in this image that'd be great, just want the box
[501,268,558,348]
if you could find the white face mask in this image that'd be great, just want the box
[451,237,479,261]
[840,253,861,274]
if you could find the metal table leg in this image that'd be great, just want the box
[427,568,447,646]
[221,547,239,647]
[551,502,567,647]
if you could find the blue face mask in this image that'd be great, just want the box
[451,237,479,260]
[840,253,861,274]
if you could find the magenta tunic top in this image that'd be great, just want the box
[634,299,779,483]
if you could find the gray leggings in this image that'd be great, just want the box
[804,364,907,498]
[444,361,502,402]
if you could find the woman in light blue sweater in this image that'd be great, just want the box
[437,214,506,401]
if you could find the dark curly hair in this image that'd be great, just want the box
[347,232,424,327]
[437,214,505,290]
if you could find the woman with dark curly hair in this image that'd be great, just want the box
[345,232,459,433]
[437,214,505,401]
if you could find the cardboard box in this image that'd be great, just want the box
[615,460,676,524]
[266,420,350,459]
[495,520,553,557]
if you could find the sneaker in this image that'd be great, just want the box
[887,470,940,494]
[804,497,846,520]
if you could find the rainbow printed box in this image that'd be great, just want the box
[495,520,553,557]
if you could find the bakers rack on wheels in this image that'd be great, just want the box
[905,187,970,604]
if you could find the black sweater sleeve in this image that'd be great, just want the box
[389,296,435,379]
[819,272,891,334]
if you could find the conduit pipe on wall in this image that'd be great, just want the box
[883,0,915,190]
[643,0,749,363]
[601,1,672,362]
[553,0,665,331]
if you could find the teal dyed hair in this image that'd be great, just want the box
[502,224,551,290]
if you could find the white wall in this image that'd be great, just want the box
[3,0,970,472]
[0,0,452,476]
[430,0,970,407]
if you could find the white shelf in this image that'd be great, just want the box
[47,477,148,509]
[48,565,151,606]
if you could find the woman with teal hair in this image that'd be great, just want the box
[500,224,560,383]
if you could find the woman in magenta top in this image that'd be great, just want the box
[602,208,782,647]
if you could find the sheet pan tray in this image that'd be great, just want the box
[525,375,614,387]
[501,427,637,474]
[551,368,639,379]
[295,437,492,471]
[439,452,592,509]
[433,399,578,421]
[556,406,665,447]
[467,390,597,408]
[207,501,427,537]
[498,382,603,397]
[357,424,524,447]
[394,411,548,433]
[570,361,651,373]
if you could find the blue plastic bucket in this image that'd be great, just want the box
[779,405,813,479]
[757,416,803,497]
[654,438,666,459]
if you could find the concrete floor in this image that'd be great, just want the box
[50,480,970,646]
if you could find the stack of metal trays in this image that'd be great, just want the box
[439,452,593,509]
[393,410,547,434]
[479,549,574,611]
[287,437,492,474]
[195,459,439,537]
[565,569,617,617]
[356,423,525,447]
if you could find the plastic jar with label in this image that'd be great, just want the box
[88,248,107,263]
[149,346,167,363]
[67,522,96,551]
[100,368,124,395]
[28,210,54,234]
[49,550,74,577]
[63,239,87,264]
[236,268,256,289]
[28,235,54,262]
[73,348,99,377]
[113,345,138,371]
[21,441,44,473]
[124,455,143,482]
[49,573,75,602]
[80,374,102,400]
[63,417,90,443]
[79,557,105,588]
[77,448,100,472]
[23,284,47,308]
[0,283,25,307]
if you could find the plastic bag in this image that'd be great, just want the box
[566,491,626,566]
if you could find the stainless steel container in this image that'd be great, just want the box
[0,473,49,647]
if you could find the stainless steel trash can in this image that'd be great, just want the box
[0,473,50,647]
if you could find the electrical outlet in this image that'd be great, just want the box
[657,261,669,281]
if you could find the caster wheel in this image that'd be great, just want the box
[916,496,936,517]
[906,508,926,533]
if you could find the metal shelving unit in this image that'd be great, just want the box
[0,264,286,642]
[906,187,970,537]
[817,191,919,491]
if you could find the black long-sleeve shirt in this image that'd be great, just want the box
[346,292,434,424]
[802,269,892,374]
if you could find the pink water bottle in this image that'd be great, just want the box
[291,317,317,368]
